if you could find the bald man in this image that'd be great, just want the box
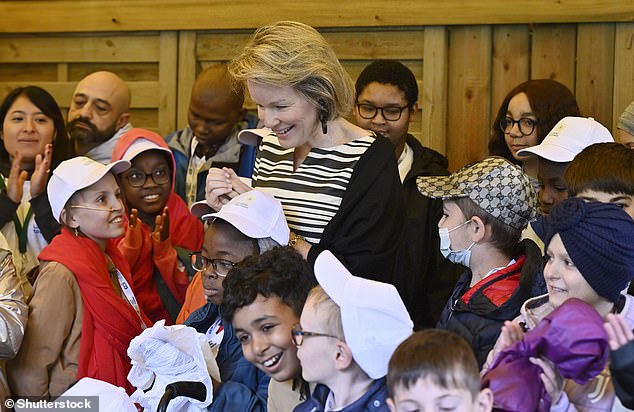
[167,64,257,206]
[67,71,132,163]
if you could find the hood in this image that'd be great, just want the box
[112,128,176,191]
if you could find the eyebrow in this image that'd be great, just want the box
[250,314,276,327]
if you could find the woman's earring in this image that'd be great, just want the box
[74,227,79,237]
[318,99,328,134]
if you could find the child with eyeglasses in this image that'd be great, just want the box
[178,190,288,409]
[9,156,151,397]
[292,250,413,412]
[111,128,204,324]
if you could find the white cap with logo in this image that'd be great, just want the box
[47,156,130,222]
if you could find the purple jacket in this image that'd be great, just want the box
[482,298,609,412]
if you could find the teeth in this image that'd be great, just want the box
[112,217,123,223]
[276,126,292,135]
[263,353,281,367]
[144,194,159,201]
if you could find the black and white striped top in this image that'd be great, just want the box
[252,133,377,244]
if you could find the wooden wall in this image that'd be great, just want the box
[0,1,633,171]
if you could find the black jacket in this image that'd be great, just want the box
[391,135,461,329]
[610,339,634,408]
[437,239,546,367]
[307,136,404,284]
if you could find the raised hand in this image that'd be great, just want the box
[6,151,28,203]
[152,206,170,242]
[30,144,52,197]
[205,167,252,211]
[129,208,139,229]
[605,313,634,351]
[530,356,564,404]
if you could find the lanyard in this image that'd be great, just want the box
[115,268,147,329]
[0,177,33,254]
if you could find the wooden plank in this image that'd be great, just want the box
[0,1,632,33]
[57,64,69,82]
[576,23,615,128]
[447,25,492,171]
[129,108,159,132]
[613,23,634,133]
[0,64,57,81]
[177,31,197,130]
[421,26,448,155]
[0,35,160,63]
[530,24,577,91]
[0,81,160,109]
[491,25,529,121]
[158,31,178,136]
[68,63,159,81]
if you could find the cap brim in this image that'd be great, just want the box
[238,128,273,146]
[516,144,574,163]
[204,209,270,239]
[416,175,468,200]
[190,200,215,219]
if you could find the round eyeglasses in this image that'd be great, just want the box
[356,104,409,121]
[190,253,236,278]
[123,167,170,188]
[291,324,339,346]
[499,117,537,136]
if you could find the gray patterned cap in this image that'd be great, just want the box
[416,156,539,230]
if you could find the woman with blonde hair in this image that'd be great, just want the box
[206,21,403,283]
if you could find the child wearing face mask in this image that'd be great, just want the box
[417,156,545,367]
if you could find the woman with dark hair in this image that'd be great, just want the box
[0,86,73,294]
[489,79,580,164]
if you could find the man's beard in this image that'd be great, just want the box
[68,117,118,154]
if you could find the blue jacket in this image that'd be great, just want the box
[185,302,269,410]
[293,378,389,412]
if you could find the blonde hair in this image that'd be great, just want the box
[307,285,345,341]
[228,21,355,120]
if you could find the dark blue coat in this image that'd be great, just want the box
[293,378,389,412]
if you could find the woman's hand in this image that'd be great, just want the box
[530,356,564,404]
[498,320,525,350]
[30,144,52,197]
[605,313,634,351]
[205,167,252,211]
[6,151,28,203]
[152,206,170,242]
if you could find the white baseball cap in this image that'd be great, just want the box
[48,156,130,222]
[190,190,289,245]
[118,137,173,162]
[517,116,614,162]
[314,250,413,379]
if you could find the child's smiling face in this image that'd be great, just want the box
[233,294,301,382]
[119,150,172,216]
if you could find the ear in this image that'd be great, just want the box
[386,397,397,412]
[333,341,355,371]
[475,388,494,412]
[115,111,130,130]
[408,103,418,123]
[469,216,487,243]
[60,208,79,229]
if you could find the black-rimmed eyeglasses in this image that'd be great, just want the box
[499,117,537,136]
[356,104,409,121]
[190,253,236,278]
[123,167,170,188]
[291,324,339,346]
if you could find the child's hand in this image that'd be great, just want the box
[205,167,252,211]
[6,151,28,203]
[530,356,564,404]
[152,206,170,242]
[605,313,634,351]
[129,208,139,228]
[30,144,52,197]
[498,320,525,349]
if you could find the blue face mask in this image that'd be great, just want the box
[438,219,475,267]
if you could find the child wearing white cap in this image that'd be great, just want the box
[179,190,290,409]
[8,156,150,397]
[112,128,204,325]
[292,250,413,412]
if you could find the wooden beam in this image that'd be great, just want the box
[0,1,633,33]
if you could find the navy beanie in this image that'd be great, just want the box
[545,198,634,303]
